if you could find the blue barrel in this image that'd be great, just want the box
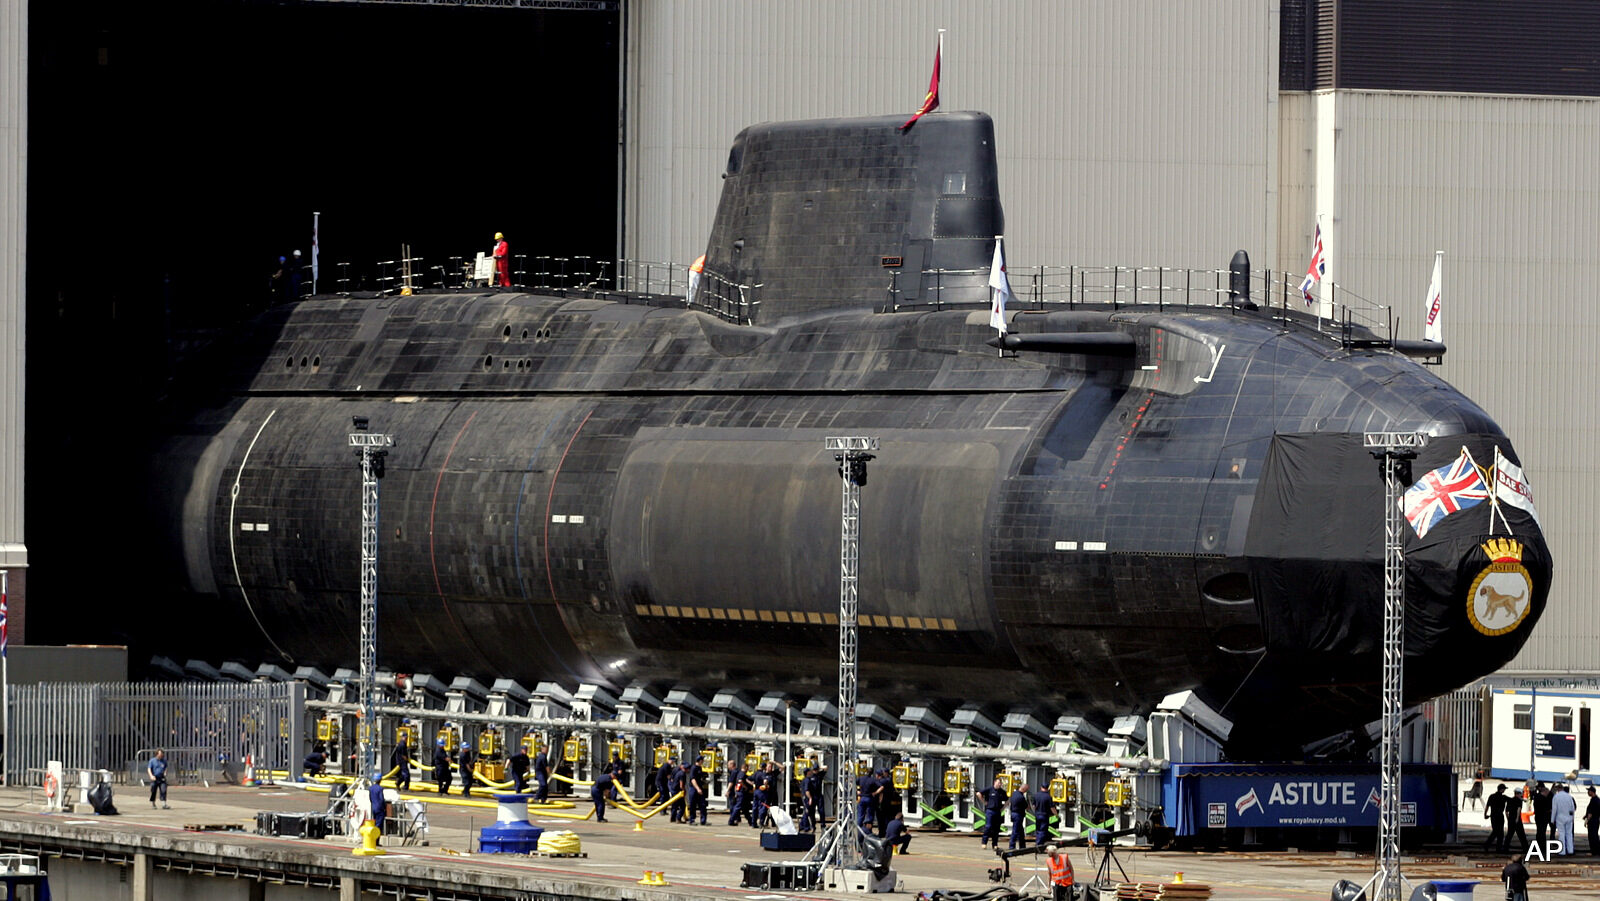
[479,821,544,854]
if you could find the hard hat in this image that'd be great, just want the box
[495,232,504,241]
[278,256,286,264]
[292,249,302,258]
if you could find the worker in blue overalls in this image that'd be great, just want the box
[389,739,411,791]
[727,762,749,826]
[1031,782,1056,847]
[1008,782,1030,850]
[533,745,550,802]
[590,770,614,822]
[976,776,1006,848]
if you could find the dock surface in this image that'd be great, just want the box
[1,782,1597,899]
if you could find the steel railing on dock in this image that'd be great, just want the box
[3,682,304,788]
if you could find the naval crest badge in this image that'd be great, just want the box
[1467,538,1532,636]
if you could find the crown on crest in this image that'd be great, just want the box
[1481,538,1524,563]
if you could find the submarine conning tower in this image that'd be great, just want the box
[700,111,1003,323]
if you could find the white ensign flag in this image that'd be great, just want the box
[1493,447,1541,529]
[988,237,1013,334]
[1423,251,1443,343]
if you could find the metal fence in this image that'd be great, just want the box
[621,256,1396,342]
[3,682,304,788]
[1421,685,1486,783]
[898,263,1395,344]
[313,250,1401,347]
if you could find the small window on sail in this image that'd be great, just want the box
[943,172,967,195]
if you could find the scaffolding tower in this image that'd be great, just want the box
[350,418,394,785]
[1361,430,1425,901]
[805,436,878,885]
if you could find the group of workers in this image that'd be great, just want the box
[304,736,554,801]
[301,738,1090,893]
[268,249,309,303]
[977,775,1062,850]
[973,774,1076,899]
[1483,779,1600,856]
[853,767,912,853]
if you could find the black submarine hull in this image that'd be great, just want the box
[151,293,1550,753]
[140,112,1550,755]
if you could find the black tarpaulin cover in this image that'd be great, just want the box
[1245,432,1550,670]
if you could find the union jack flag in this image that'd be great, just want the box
[1402,448,1488,538]
[1297,223,1327,305]
[1361,785,1382,813]
[1,582,7,657]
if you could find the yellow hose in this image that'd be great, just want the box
[308,777,665,822]
[634,791,684,821]
[291,771,581,809]
[550,770,644,806]
[297,780,500,810]
[536,778,680,822]
[465,767,515,791]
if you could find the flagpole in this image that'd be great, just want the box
[1315,214,1326,320]
[937,29,945,106]
[996,233,1001,358]
[313,212,321,296]
[2,568,8,788]
[1467,446,1506,536]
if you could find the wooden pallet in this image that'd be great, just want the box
[533,851,588,858]
[183,824,246,833]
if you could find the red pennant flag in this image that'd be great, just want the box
[900,41,941,131]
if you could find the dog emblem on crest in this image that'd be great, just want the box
[1467,538,1533,636]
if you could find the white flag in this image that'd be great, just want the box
[1234,787,1263,815]
[1423,251,1442,343]
[1493,447,1541,529]
[988,237,1013,334]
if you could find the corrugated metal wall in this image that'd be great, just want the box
[1275,92,1315,267]
[1328,90,1600,673]
[623,0,1280,275]
[0,0,25,570]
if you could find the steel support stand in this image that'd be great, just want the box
[1360,430,1425,901]
[349,420,394,789]
[804,436,878,889]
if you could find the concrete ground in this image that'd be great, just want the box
[2,780,1598,900]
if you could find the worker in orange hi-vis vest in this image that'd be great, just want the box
[493,232,511,287]
[1046,844,1075,901]
[687,254,706,303]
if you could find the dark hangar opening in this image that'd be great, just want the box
[22,0,619,648]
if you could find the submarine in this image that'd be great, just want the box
[150,112,1550,755]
